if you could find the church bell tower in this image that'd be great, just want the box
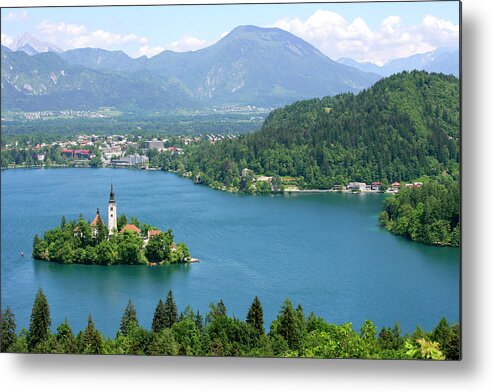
[108,185,117,235]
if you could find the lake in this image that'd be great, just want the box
[1,168,460,336]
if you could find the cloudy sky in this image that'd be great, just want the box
[1,1,460,65]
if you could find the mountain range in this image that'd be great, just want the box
[1,27,458,112]
[8,32,62,56]
[337,47,459,77]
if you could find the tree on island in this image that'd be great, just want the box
[33,214,192,266]
[145,232,169,264]
[28,288,51,351]
[117,214,128,231]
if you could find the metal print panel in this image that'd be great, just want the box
[0,1,461,360]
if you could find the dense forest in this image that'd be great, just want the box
[32,215,191,265]
[380,177,460,247]
[1,289,460,360]
[180,71,459,191]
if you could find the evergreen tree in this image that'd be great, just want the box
[443,323,461,360]
[1,306,17,352]
[120,299,138,336]
[117,214,128,231]
[195,310,204,332]
[151,299,166,333]
[55,320,76,353]
[430,317,451,352]
[246,296,264,336]
[163,290,178,329]
[277,299,300,350]
[217,300,227,317]
[83,315,103,354]
[28,288,51,350]
[206,300,228,324]
[60,215,66,228]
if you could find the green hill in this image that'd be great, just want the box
[183,71,459,190]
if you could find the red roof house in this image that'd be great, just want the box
[120,224,141,234]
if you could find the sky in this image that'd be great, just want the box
[0,1,460,65]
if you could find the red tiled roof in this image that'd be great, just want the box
[91,213,105,227]
[148,229,161,238]
[120,224,141,234]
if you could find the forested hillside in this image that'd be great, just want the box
[379,177,460,247]
[182,71,459,190]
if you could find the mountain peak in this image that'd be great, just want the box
[11,32,62,55]
[229,25,278,34]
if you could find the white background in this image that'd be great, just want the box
[1,0,491,391]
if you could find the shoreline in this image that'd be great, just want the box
[3,165,392,195]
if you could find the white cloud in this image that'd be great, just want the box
[2,10,29,22]
[1,33,14,47]
[163,35,209,52]
[134,32,227,58]
[135,45,164,58]
[37,19,87,36]
[272,10,459,65]
[69,30,148,48]
[35,19,148,51]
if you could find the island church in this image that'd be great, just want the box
[89,185,117,237]
[87,185,155,239]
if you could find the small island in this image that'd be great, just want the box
[32,186,194,265]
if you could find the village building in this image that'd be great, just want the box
[371,181,381,190]
[145,139,165,151]
[346,182,367,191]
[120,224,141,235]
[147,229,162,240]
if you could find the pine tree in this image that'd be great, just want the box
[28,288,51,351]
[430,317,451,352]
[163,290,178,329]
[55,320,76,353]
[151,299,166,333]
[120,299,138,336]
[195,310,204,332]
[83,315,103,354]
[217,300,227,317]
[1,306,17,352]
[246,296,264,336]
[277,299,299,350]
[443,323,461,360]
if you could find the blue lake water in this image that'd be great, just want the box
[1,168,460,336]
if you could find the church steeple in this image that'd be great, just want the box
[109,184,115,203]
[108,185,117,235]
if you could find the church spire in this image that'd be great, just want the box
[108,184,117,236]
[109,184,115,203]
